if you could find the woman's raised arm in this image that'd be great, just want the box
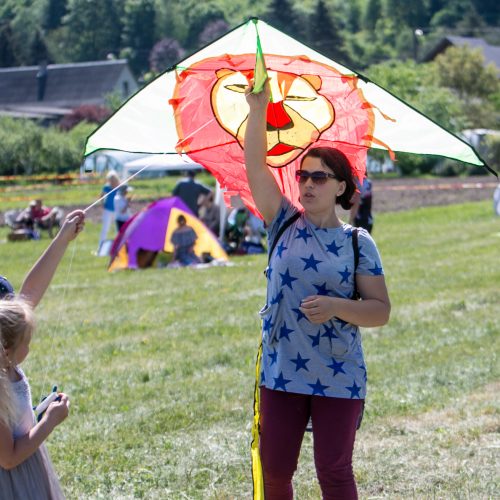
[244,81,282,225]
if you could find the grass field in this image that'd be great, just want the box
[1,200,498,499]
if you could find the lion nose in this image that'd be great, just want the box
[266,101,293,131]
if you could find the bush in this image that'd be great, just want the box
[59,104,111,131]
[0,117,98,175]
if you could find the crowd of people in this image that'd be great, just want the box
[95,168,274,266]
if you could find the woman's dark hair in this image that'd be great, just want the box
[177,214,186,225]
[300,147,357,210]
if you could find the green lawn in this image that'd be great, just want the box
[1,201,498,499]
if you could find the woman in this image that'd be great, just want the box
[245,80,390,499]
[97,170,120,253]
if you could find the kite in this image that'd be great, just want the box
[84,18,495,498]
[85,18,494,220]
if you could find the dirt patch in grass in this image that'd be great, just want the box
[356,381,499,498]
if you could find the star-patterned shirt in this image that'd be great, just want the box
[260,197,385,400]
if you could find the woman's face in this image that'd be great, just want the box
[298,156,345,215]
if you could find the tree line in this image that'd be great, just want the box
[0,0,499,176]
[1,0,498,76]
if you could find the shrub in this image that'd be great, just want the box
[59,105,111,131]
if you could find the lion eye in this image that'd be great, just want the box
[286,95,317,101]
[225,84,248,93]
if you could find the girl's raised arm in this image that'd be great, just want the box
[19,211,85,308]
[244,81,282,225]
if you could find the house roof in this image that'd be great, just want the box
[0,59,137,119]
[422,36,500,74]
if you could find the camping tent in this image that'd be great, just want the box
[108,197,228,271]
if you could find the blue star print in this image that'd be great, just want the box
[359,363,367,382]
[276,241,287,258]
[280,269,298,290]
[338,266,351,284]
[321,324,338,340]
[266,265,273,280]
[335,317,349,329]
[295,227,312,244]
[279,321,294,341]
[328,358,346,376]
[368,262,383,275]
[271,290,284,305]
[308,378,329,396]
[301,253,322,272]
[276,208,287,227]
[263,316,274,334]
[274,371,292,391]
[268,348,278,365]
[346,381,361,398]
[293,307,307,322]
[313,282,330,295]
[308,331,321,347]
[290,352,310,372]
[326,239,343,256]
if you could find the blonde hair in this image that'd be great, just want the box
[106,170,120,185]
[0,299,35,428]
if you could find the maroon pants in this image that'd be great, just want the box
[259,387,363,500]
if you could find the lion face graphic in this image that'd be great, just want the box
[211,69,335,167]
[171,53,374,214]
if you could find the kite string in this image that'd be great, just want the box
[37,239,78,405]
[83,163,153,213]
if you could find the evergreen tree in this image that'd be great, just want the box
[183,2,226,51]
[309,0,348,65]
[42,0,68,30]
[346,0,362,33]
[63,0,123,61]
[456,5,487,37]
[264,0,304,41]
[470,0,500,25]
[363,0,382,31]
[121,0,156,76]
[0,22,18,67]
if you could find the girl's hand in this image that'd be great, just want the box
[245,78,270,112]
[299,295,336,324]
[43,393,70,428]
[58,210,85,242]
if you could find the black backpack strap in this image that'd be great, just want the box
[264,211,301,277]
[352,228,360,300]
[267,211,301,264]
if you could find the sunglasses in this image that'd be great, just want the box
[295,170,338,185]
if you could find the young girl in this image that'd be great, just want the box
[0,299,69,499]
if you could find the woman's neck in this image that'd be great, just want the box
[304,209,343,229]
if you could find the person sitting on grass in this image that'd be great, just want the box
[169,215,201,267]
[16,200,63,238]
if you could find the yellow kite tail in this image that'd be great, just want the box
[251,342,264,499]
